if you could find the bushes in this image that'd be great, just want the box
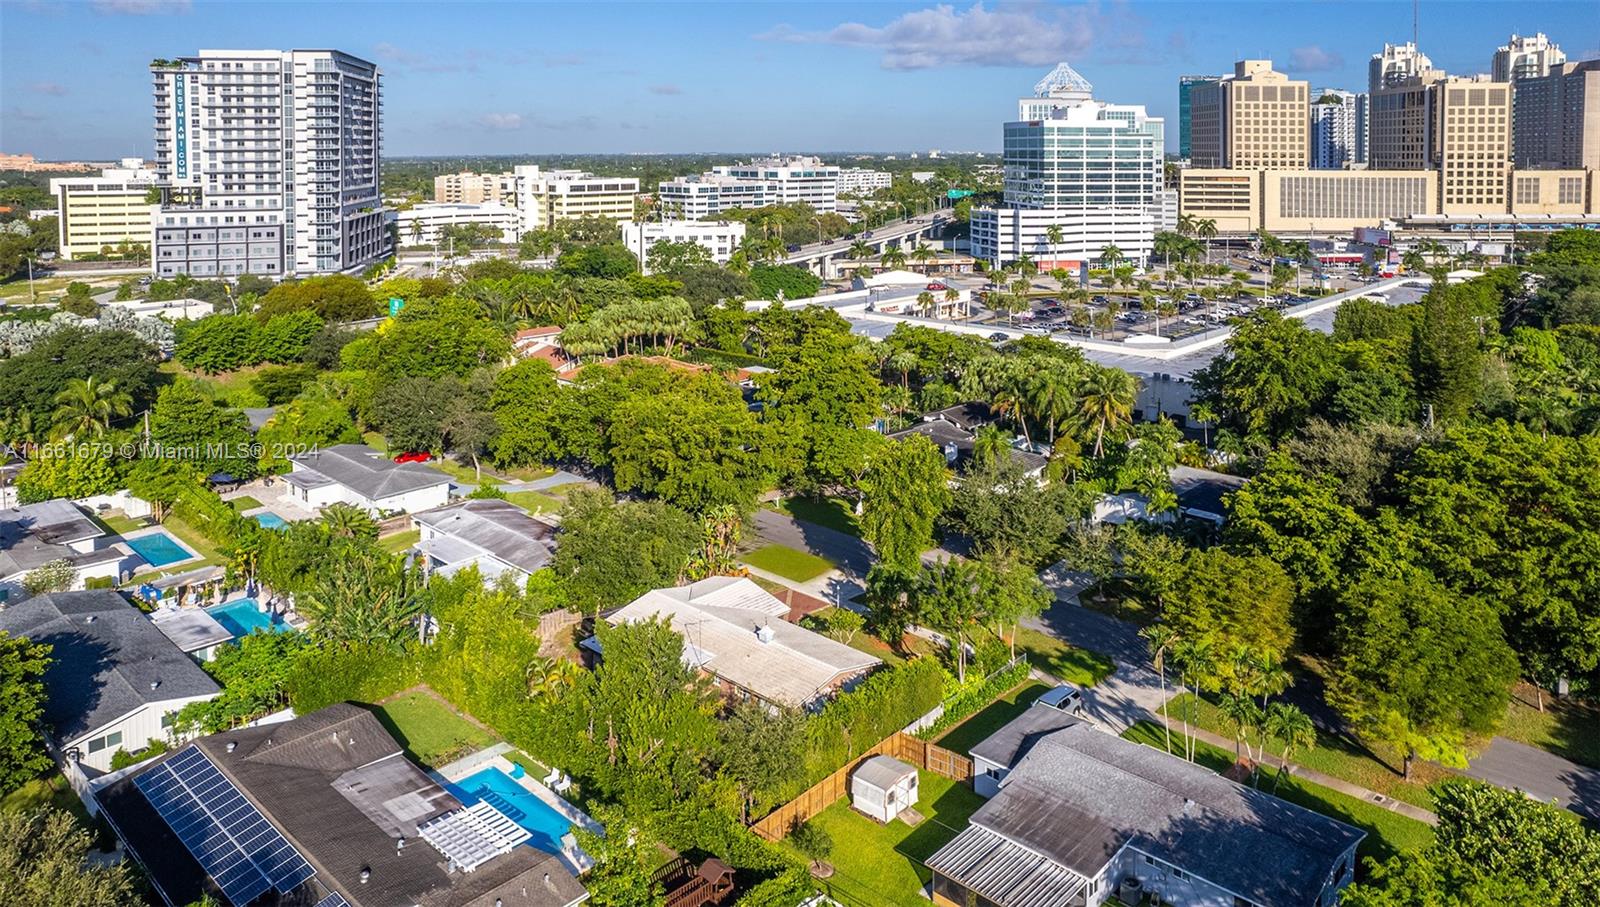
[802,657,946,783]
[914,657,1029,741]
[108,737,169,771]
[283,642,419,713]
[174,311,327,374]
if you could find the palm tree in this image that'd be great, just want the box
[1044,224,1064,267]
[1099,243,1123,271]
[1014,253,1038,278]
[880,246,907,271]
[51,377,132,440]
[910,242,935,272]
[1264,703,1316,793]
[1249,651,1292,711]
[1156,298,1177,337]
[321,502,378,541]
[0,408,36,457]
[847,240,874,263]
[1194,217,1218,263]
[1173,637,1215,762]
[1028,360,1077,444]
[971,425,1011,469]
[888,349,917,389]
[409,219,423,245]
[915,290,936,318]
[944,286,962,318]
[1176,212,1196,237]
[1141,624,1180,755]
[1075,367,1136,457]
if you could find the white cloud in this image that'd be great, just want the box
[29,82,68,96]
[478,113,524,131]
[650,84,682,96]
[91,0,191,14]
[1290,45,1344,72]
[759,2,1107,71]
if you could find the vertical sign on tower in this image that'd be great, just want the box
[174,73,188,181]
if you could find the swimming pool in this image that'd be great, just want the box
[252,512,287,529]
[444,766,573,853]
[205,598,288,638]
[124,530,196,567]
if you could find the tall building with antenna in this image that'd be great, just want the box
[1369,42,1433,95]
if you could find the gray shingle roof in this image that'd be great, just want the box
[411,499,556,576]
[0,499,106,576]
[887,421,1049,476]
[1169,465,1246,517]
[970,723,1365,907]
[968,703,1080,768]
[287,444,450,502]
[0,590,219,744]
[98,704,587,907]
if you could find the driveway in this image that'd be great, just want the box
[750,509,874,579]
[1027,576,1167,733]
[1466,738,1600,821]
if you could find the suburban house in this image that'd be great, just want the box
[927,708,1365,907]
[512,325,579,376]
[584,576,881,710]
[0,590,220,774]
[1093,465,1247,527]
[410,498,557,584]
[888,404,1048,478]
[0,498,128,602]
[96,703,588,907]
[284,444,451,515]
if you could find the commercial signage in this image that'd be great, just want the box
[174,75,188,180]
[389,297,405,317]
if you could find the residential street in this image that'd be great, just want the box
[1028,576,1169,733]
[1467,738,1600,821]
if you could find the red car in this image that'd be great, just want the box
[393,451,431,464]
[926,282,948,291]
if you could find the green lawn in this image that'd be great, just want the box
[505,490,561,515]
[1,772,87,822]
[378,528,421,554]
[369,691,498,767]
[158,514,224,564]
[934,681,1050,755]
[361,430,388,453]
[741,544,834,583]
[1498,684,1600,770]
[1012,626,1115,687]
[772,496,861,537]
[96,512,148,536]
[228,496,264,511]
[779,771,984,906]
[1122,722,1434,865]
[1163,693,1445,811]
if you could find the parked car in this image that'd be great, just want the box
[1036,684,1085,715]
[393,451,431,464]
[988,332,1010,342]
[843,233,857,240]
[926,282,948,291]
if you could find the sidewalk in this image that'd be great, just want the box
[1156,715,1438,825]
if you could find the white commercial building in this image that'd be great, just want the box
[50,158,157,261]
[1310,88,1368,168]
[1369,41,1433,94]
[512,164,638,232]
[396,202,522,246]
[970,63,1167,269]
[621,220,747,272]
[658,154,839,217]
[149,49,392,279]
[838,167,893,195]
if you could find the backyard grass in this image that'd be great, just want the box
[778,771,984,907]
[1,772,88,821]
[1498,683,1600,769]
[505,490,561,515]
[158,514,225,564]
[96,511,148,536]
[1011,626,1115,687]
[934,681,1050,755]
[369,691,498,767]
[228,496,264,511]
[1162,693,1446,811]
[378,528,421,554]
[1122,722,1435,866]
[361,430,388,453]
[771,496,860,537]
[741,543,834,583]
[162,363,270,408]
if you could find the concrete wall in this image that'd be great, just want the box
[64,694,216,773]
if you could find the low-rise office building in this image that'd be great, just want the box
[514,164,639,231]
[395,202,522,246]
[838,167,893,195]
[620,219,747,271]
[50,158,157,261]
[658,155,840,218]
[434,170,518,204]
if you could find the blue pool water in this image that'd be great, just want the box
[125,530,194,566]
[252,512,287,529]
[205,598,288,639]
[445,767,573,853]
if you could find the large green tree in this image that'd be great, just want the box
[1194,310,1337,440]
[0,632,52,795]
[550,490,701,613]
[0,808,139,905]
[859,435,950,571]
[607,371,772,513]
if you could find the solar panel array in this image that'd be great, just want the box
[134,746,316,906]
[314,893,352,907]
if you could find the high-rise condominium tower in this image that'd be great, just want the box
[1177,75,1220,159]
[1310,89,1368,168]
[1188,60,1310,170]
[1492,33,1566,82]
[1369,42,1433,95]
[150,49,391,279]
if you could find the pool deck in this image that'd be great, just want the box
[119,526,204,574]
[433,745,599,874]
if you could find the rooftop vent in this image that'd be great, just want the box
[150,680,160,691]
[755,624,775,645]
[360,867,371,884]
[85,615,97,624]
[226,741,237,753]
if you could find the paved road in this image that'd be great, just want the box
[1027,585,1168,733]
[1467,738,1600,821]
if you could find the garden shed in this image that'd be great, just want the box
[851,755,919,824]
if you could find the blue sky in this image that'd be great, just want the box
[3,1,1597,159]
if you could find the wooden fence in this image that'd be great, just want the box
[536,608,582,643]
[749,731,972,841]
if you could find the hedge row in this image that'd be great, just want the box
[913,658,1031,741]
[801,656,947,786]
